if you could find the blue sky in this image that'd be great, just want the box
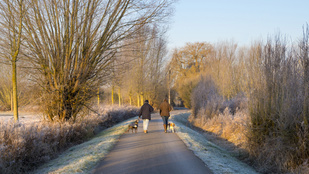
[167,0,309,49]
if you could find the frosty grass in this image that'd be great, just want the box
[32,116,139,174]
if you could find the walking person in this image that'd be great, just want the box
[139,100,154,133]
[159,98,172,133]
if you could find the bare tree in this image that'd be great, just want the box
[22,0,173,121]
[168,42,214,108]
[114,24,168,107]
[0,0,25,121]
[300,24,309,125]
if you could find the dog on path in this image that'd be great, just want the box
[127,119,139,133]
[167,122,176,133]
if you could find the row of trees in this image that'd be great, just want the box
[0,0,175,121]
[108,24,169,108]
[168,41,240,109]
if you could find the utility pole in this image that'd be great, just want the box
[168,69,171,104]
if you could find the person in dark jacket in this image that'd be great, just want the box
[139,100,154,133]
[159,98,172,133]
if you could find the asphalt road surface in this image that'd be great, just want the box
[92,112,213,174]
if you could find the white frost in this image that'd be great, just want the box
[170,110,259,174]
[31,117,139,174]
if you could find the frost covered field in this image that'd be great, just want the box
[29,110,258,174]
[0,112,42,124]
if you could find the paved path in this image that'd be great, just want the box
[92,112,213,174]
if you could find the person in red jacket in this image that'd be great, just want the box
[139,100,154,133]
[159,98,172,133]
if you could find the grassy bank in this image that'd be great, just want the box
[170,111,258,174]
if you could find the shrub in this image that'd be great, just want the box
[190,76,223,119]
[190,81,249,149]
[189,35,309,173]
[247,36,309,173]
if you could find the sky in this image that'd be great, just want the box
[167,0,309,49]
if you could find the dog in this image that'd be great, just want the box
[127,119,139,133]
[167,122,176,133]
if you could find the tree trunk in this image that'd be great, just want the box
[98,87,100,109]
[112,86,114,105]
[141,92,144,104]
[11,90,13,111]
[129,92,132,105]
[118,88,121,106]
[303,60,309,125]
[12,60,18,122]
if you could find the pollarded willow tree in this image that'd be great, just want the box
[23,0,174,121]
